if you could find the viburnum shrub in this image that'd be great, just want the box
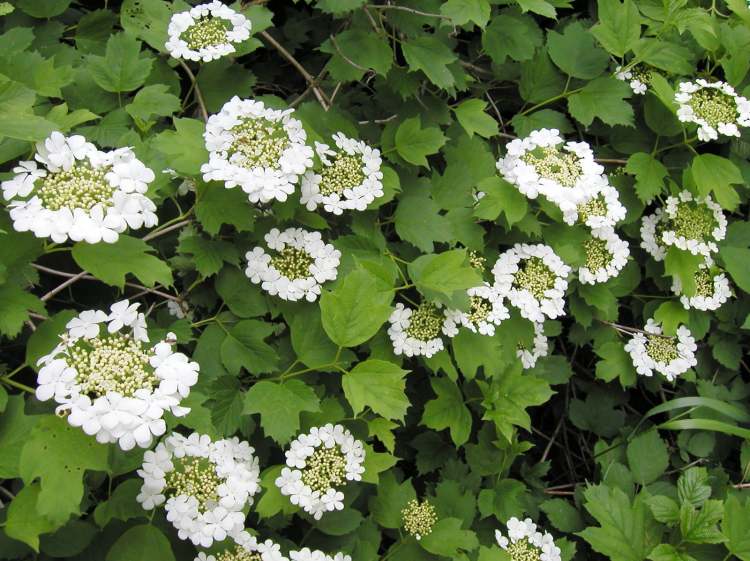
[2,0,750,560]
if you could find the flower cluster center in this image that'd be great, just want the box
[301,445,347,494]
[513,257,556,300]
[688,88,738,128]
[405,303,443,341]
[401,499,437,540]
[584,238,612,271]
[165,456,221,511]
[270,246,314,280]
[577,195,607,222]
[646,334,680,364]
[230,117,290,170]
[68,333,156,398]
[468,250,486,272]
[318,154,365,196]
[37,163,113,211]
[694,268,715,298]
[216,546,262,561]
[468,295,492,324]
[522,146,582,187]
[670,202,716,241]
[506,537,542,561]
[182,16,229,49]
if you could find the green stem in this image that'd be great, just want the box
[520,87,582,116]
[0,377,35,394]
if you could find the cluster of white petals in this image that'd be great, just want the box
[562,183,626,229]
[2,132,157,244]
[35,300,198,450]
[301,133,384,214]
[195,533,288,561]
[624,319,697,381]
[578,227,630,285]
[676,79,750,141]
[202,97,313,203]
[615,65,647,95]
[517,321,549,370]
[166,1,251,62]
[275,424,365,520]
[245,227,341,302]
[497,128,608,214]
[387,302,454,358]
[137,432,260,547]
[290,549,351,561]
[492,244,571,323]
[671,257,731,311]
[495,517,561,561]
[443,283,510,337]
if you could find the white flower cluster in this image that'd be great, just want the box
[624,319,697,381]
[492,243,571,324]
[195,533,288,561]
[671,257,731,311]
[387,302,454,358]
[301,132,384,214]
[276,424,365,520]
[202,97,313,204]
[615,65,649,95]
[497,128,608,214]
[35,300,198,450]
[2,132,157,244]
[562,183,626,229]
[290,549,351,561]
[245,227,341,302]
[137,432,260,547]
[578,227,630,285]
[676,79,750,141]
[517,321,549,370]
[443,283,510,337]
[166,1,251,62]
[495,517,561,561]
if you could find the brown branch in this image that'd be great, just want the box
[368,4,451,19]
[177,60,209,122]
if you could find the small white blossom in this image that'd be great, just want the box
[676,79,750,141]
[137,432,260,548]
[290,549,350,561]
[615,65,650,95]
[495,517,561,561]
[640,208,667,261]
[578,227,630,285]
[165,1,251,62]
[671,257,731,311]
[387,302,454,358]
[562,183,626,228]
[275,424,365,520]
[624,318,698,381]
[245,227,340,302]
[194,533,288,561]
[517,321,549,370]
[443,283,510,337]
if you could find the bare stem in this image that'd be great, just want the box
[177,59,209,122]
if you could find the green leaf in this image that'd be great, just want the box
[595,341,638,387]
[220,319,278,375]
[647,544,696,561]
[322,30,392,77]
[0,284,45,338]
[474,177,529,226]
[664,247,703,298]
[401,36,457,89]
[256,465,298,519]
[483,10,542,63]
[441,0,491,28]
[541,499,585,533]
[205,376,247,436]
[420,517,479,556]
[152,118,209,176]
[243,380,320,444]
[627,430,669,485]
[568,77,634,127]
[0,114,58,142]
[408,249,483,309]
[646,496,680,524]
[72,235,172,289]
[93,479,144,527]
[17,0,70,17]
[87,32,153,92]
[722,495,750,560]
[342,360,410,421]
[5,484,58,552]
[422,376,472,446]
[691,154,743,210]
[0,396,38,478]
[678,467,713,507]
[106,525,175,561]
[680,500,725,544]
[320,267,393,347]
[653,301,689,336]
[453,99,498,138]
[289,306,339,368]
[625,153,668,204]
[633,39,694,75]
[548,21,609,79]
[394,116,447,167]
[26,311,77,369]
[178,233,239,278]
[19,416,109,526]
[125,84,180,122]
[590,0,641,56]
[720,247,750,294]
[371,471,416,528]
[215,267,267,318]
[316,0,366,14]
[394,181,452,252]
[195,183,255,235]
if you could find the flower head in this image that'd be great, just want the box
[275,424,365,520]
[661,191,726,257]
[443,283,510,337]
[2,132,157,243]
[301,133,384,214]
[562,184,626,228]
[290,549,350,561]
[166,1,251,62]
[194,533,288,561]
[402,499,438,540]
[245,227,340,302]
[202,97,313,204]
[495,517,561,561]
[137,432,260,548]
[624,319,698,381]
[387,301,454,358]
[676,79,750,141]
[578,227,629,285]
[35,300,199,450]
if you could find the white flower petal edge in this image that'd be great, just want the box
[195,533,289,561]
[495,517,562,561]
[300,132,384,214]
[137,432,260,548]
[165,1,251,62]
[671,257,732,311]
[492,243,571,323]
[35,300,199,451]
[624,319,697,381]
[497,128,608,213]
[245,227,341,302]
[290,549,351,561]
[2,132,157,244]
[640,208,666,261]
[202,97,313,204]
[578,227,630,285]
[675,79,750,141]
[387,302,454,358]
[443,283,510,337]
[517,321,549,370]
[562,183,626,228]
[275,424,365,520]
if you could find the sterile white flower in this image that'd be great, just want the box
[577,227,630,285]
[275,424,365,520]
[661,190,726,257]
[290,549,350,561]
[193,532,288,561]
[562,183,626,228]
[675,79,750,141]
[624,318,698,381]
[495,517,562,561]
[387,302,454,358]
[443,283,510,337]
[517,321,549,370]
[615,64,650,95]
[671,257,732,311]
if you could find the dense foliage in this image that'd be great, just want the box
[1,0,750,560]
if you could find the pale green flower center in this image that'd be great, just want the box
[270,246,313,280]
[468,250,486,272]
[301,445,347,494]
[669,202,716,242]
[506,537,542,561]
[37,163,113,211]
[217,546,261,561]
[401,499,437,539]
[182,17,229,50]
[513,257,556,300]
[68,333,156,398]
[688,88,738,128]
[646,334,679,364]
[467,295,492,324]
[165,456,221,511]
[576,195,607,222]
[319,154,365,196]
[694,268,714,298]
[229,117,289,170]
[405,303,443,341]
[629,65,653,84]
[521,146,582,187]
[584,238,612,271]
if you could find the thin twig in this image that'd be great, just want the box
[177,59,209,122]
[142,219,193,242]
[541,415,565,463]
[329,34,368,71]
[41,270,87,302]
[290,67,329,109]
[358,114,398,125]
[595,158,628,164]
[368,4,451,19]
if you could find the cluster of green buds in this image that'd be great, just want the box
[669,202,716,242]
[230,118,290,169]
[405,303,444,341]
[513,257,556,300]
[646,334,679,364]
[522,146,582,187]
[576,195,608,222]
[270,246,314,280]
[182,16,229,50]
[401,499,438,540]
[165,456,221,511]
[467,295,492,324]
[301,445,347,494]
[319,153,365,196]
[468,250,486,272]
[689,88,739,128]
[37,163,113,211]
[583,238,613,271]
[215,546,262,561]
[505,537,543,561]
